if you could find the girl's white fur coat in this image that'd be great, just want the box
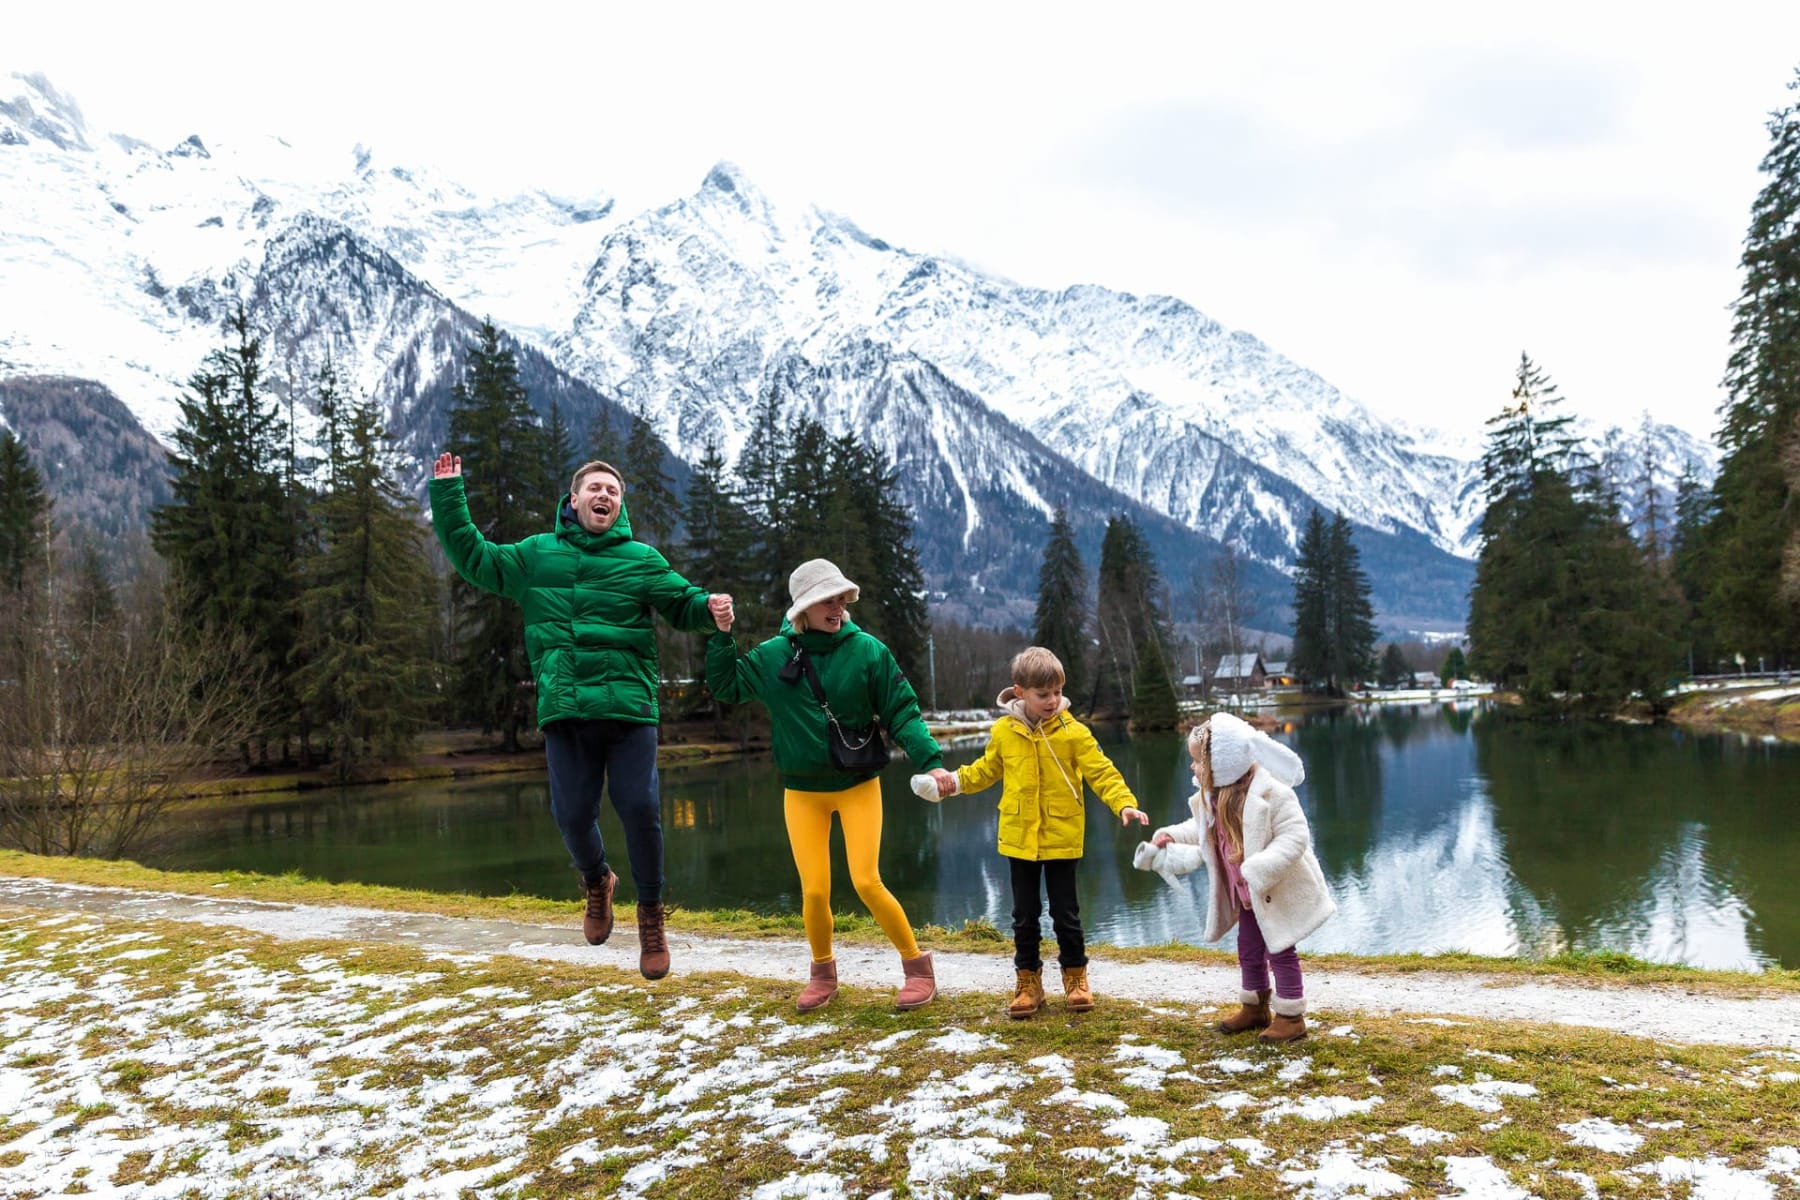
[1156,768,1336,954]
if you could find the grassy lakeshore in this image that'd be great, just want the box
[2,879,1798,1199]
[4,853,1796,995]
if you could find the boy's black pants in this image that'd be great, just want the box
[1008,856,1087,971]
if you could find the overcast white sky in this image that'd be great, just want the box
[11,1,1800,442]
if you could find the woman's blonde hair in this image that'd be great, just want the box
[1190,720,1254,862]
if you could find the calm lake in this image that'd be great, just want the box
[145,703,1800,971]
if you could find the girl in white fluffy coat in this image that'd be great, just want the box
[1141,712,1335,1043]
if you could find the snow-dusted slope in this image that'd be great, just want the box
[0,73,1718,624]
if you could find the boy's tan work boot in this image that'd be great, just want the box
[1218,988,1271,1034]
[579,868,617,946]
[1061,966,1094,1012]
[1007,968,1045,1019]
[636,903,670,980]
[796,959,838,1013]
[1259,997,1307,1044]
[895,952,937,1010]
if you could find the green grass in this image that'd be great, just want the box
[4,850,1798,994]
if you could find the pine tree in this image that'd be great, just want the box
[1379,643,1409,688]
[587,403,619,468]
[624,409,679,552]
[737,384,794,607]
[856,439,929,682]
[149,306,298,754]
[1327,513,1378,690]
[1288,509,1331,690]
[295,388,437,779]
[1634,413,1667,563]
[445,320,549,751]
[1032,507,1089,705]
[1440,646,1468,686]
[1469,356,1683,711]
[546,396,576,491]
[1093,515,1171,717]
[0,429,49,598]
[1707,69,1800,665]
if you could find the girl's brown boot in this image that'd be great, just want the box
[1259,997,1308,1044]
[1217,988,1271,1034]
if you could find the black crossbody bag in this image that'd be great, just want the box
[783,643,891,773]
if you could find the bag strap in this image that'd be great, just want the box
[796,646,883,748]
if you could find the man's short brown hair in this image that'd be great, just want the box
[1010,646,1066,690]
[570,460,624,495]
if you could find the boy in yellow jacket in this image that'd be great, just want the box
[923,647,1147,1017]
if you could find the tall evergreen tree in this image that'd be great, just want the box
[545,396,576,490]
[1707,69,1800,665]
[149,306,298,753]
[1440,646,1468,686]
[1032,507,1089,705]
[587,403,619,468]
[0,429,48,598]
[445,320,549,750]
[1468,356,1683,711]
[1288,509,1331,689]
[624,410,679,552]
[736,384,794,606]
[1379,643,1410,688]
[1093,514,1171,717]
[855,439,930,682]
[1327,513,1378,690]
[295,388,437,779]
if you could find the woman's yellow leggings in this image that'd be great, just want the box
[785,777,919,963]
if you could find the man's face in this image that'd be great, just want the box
[572,470,623,534]
[1020,684,1064,722]
[803,593,851,633]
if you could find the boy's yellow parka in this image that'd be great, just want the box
[954,690,1138,860]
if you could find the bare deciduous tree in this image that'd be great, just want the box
[0,566,265,860]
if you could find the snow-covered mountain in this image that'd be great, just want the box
[0,72,1716,626]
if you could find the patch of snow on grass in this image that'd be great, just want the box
[1441,1155,1530,1199]
[1393,1124,1454,1145]
[906,1136,1010,1193]
[1631,1154,1778,1200]
[1044,1086,1129,1113]
[1260,1094,1383,1123]
[1432,1080,1538,1112]
[1558,1117,1643,1154]
[751,1172,851,1200]
[1279,1146,1412,1199]
[928,1028,1006,1055]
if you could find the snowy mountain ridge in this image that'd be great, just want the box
[0,72,1716,623]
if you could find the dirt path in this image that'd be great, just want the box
[6,874,1796,1050]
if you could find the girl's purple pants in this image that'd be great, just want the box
[1236,906,1304,999]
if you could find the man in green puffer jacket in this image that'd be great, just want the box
[429,451,732,979]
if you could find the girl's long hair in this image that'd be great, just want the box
[1193,721,1256,863]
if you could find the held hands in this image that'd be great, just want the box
[707,593,734,632]
[911,768,959,801]
[432,452,462,479]
[1120,807,1149,827]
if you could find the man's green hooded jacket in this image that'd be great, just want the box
[430,476,712,726]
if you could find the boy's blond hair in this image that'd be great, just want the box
[1010,646,1066,690]
[570,460,624,496]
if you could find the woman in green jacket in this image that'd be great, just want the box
[706,559,943,1013]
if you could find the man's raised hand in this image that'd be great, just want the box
[432,452,462,479]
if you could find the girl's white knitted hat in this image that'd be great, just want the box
[1205,711,1305,788]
